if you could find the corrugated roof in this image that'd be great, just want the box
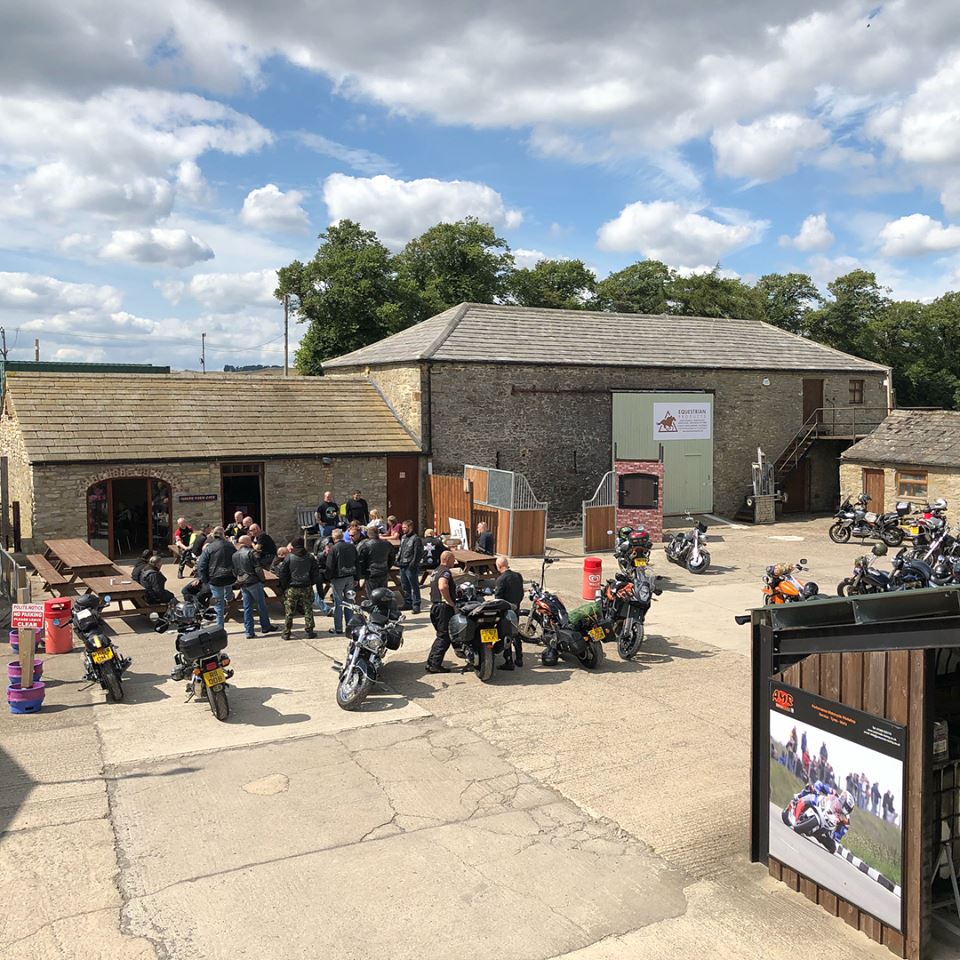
[5,372,419,463]
[841,409,960,468]
[323,302,887,373]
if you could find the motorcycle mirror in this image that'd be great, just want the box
[345,589,356,601]
[798,558,808,566]
[149,612,159,622]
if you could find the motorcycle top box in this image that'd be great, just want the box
[177,624,229,661]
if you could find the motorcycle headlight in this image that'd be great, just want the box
[360,628,382,652]
[635,581,652,602]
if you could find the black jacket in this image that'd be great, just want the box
[141,567,170,603]
[232,546,263,586]
[345,497,370,525]
[357,537,396,579]
[254,532,277,565]
[131,558,150,584]
[327,540,358,580]
[494,569,524,609]
[197,538,237,586]
[420,537,442,570]
[279,546,319,590]
[397,533,424,569]
[476,531,495,555]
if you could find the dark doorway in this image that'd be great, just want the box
[782,460,810,513]
[221,463,263,526]
[802,379,824,423]
[387,456,419,524]
[112,478,149,555]
[86,477,172,560]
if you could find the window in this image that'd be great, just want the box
[896,470,928,500]
[849,379,865,404]
[618,473,659,509]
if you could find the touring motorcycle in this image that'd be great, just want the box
[597,568,662,660]
[828,494,908,546]
[664,514,711,573]
[837,542,934,595]
[73,593,131,702]
[614,526,653,575]
[449,583,519,682]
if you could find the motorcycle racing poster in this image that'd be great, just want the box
[768,680,905,930]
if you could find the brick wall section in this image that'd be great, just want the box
[426,363,887,524]
[614,460,665,540]
[840,460,960,515]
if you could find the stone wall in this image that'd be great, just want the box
[356,365,425,444]
[0,407,35,541]
[426,362,888,524]
[840,460,959,515]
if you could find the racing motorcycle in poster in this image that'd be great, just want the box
[597,569,662,660]
[781,792,843,855]
[664,514,711,573]
[448,583,518,683]
[73,593,131,702]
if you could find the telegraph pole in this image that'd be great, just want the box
[283,295,289,377]
[0,328,8,361]
[200,332,206,373]
[34,338,39,362]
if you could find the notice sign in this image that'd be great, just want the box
[178,494,218,503]
[768,681,905,931]
[12,603,44,630]
[653,402,711,440]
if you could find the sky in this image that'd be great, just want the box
[3,1,960,370]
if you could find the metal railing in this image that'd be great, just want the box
[775,405,889,476]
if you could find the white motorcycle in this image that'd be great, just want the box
[782,791,841,855]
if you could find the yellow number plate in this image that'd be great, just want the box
[633,558,647,567]
[588,626,605,641]
[91,648,114,664]
[907,526,919,535]
[480,627,498,644]
[203,667,225,687]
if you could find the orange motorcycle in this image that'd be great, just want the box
[762,558,821,604]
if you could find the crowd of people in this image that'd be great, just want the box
[774,725,900,825]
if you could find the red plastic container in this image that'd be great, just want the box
[582,557,603,600]
[43,598,73,654]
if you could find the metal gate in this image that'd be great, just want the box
[463,465,548,557]
[582,471,615,553]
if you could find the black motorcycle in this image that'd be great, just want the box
[449,583,519,682]
[334,587,404,709]
[828,494,908,546]
[73,593,131,702]
[597,568,662,659]
[837,543,933,595]
[150,599,233,721]
[664,514,711,573]
[614,526,653,576]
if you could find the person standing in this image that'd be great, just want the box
[317,491,340,536]
[357,524,396,592]
[345,489,370,526]
[397,520,424,613]
[232,535,277,639]
[475,521,494,555]
[494,554,525,669]
[871,780,881,816]
[279,538,319,640]
[326,528,358,635]
[426,550,457,673]
[196,526,236,627]
[248,523,277,568]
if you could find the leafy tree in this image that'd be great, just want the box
[274,220,397,374]
[803,270,890,355]
[393,218,514,323]
[595,260,673,313]
[666,267,765,321]
[755,273,822,334]
[504,258,597,309]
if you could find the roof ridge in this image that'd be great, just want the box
[752,317,889,372]
[422,302,471,359]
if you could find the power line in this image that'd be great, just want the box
[13,328,287,352]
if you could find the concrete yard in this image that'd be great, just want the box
[0,517,943,959]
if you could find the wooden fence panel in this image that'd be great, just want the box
[511,509,546,557]
[426,475,474,537]
[464,466,488,504]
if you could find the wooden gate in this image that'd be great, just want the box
[425,474,474,537]
[582,471,615,553]
[464,465,547,557]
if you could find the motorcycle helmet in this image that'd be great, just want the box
[368,587,398,611]
[75,593,101,611]
[802,581,820,598]
[617,526,633,540]
[933,498,948,511]
[839,790,855,816]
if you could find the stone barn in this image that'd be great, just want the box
[0,371,421,558]
[323,303,891,524]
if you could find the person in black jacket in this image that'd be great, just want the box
[345,489,370,526]
[196,527,236,627]
[357,523,396,592]
[131,549,152,584]
[475,521,494,555]
[141,556,175,605]
[249,523,277,568]
[397,520,424,613]
[494,555,525,669]
[325,528,358,635]
[232,535,277,638]
[279,538,319,639]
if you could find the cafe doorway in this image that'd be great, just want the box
[221,462,263,526]
[86,477,172,560]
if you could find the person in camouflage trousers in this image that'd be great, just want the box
[278,538,320,640]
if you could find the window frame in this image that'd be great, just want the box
[849,379,865,405]
[896,468,928,501]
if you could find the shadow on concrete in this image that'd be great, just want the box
[0,745,31,837]
[232,686,312,727]
[634,635,718,665]
[119,670,174,705]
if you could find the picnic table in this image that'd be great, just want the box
[83,575,164,619]
[451,549,498,579]
[28,539,119,596]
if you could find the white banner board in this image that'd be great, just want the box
[653,402,712,441]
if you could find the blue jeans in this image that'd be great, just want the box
[241,581,273,635]
[210,583,232,627]
[330,576,354,633]
[314,584,332,614]
[399,566,421,612]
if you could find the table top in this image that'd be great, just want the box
[45,539,115,571]
[452,549,497,564]
[84,576,146,598]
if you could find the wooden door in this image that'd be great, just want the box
[386,456,420,524]
[782,460,810,513]
[802,379,824,423]
[584,506,615,552]
[862,468,885,511]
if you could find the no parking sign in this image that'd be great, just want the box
[12,603,43,630]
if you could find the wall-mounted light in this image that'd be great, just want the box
[761,378,771,386]
[321,456,333,466]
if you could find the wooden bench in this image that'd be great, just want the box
[26,554,76,596]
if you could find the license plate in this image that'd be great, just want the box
[203,667,225,687]
[633,558,647,567]
[588,625,605,641]
[908,526,919,535]
[91,648,113,664]
[480,627,498,644]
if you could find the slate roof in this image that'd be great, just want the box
[841,409,960,469]
[323,303,887,373]
[4,372,419,463]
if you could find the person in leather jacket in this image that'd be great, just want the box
[278,538,320,640]
[397,520,424,613]
[357,524,397,592]
[196,527,236,627]
[141,556,175,605]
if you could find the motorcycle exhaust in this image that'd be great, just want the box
[331,661,343,671]
[734,614,751,625]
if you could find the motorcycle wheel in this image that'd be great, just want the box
[477,643,496,683]
[208,685,230,721]
[686,551,710,574]
[336,667,372,710]
[578,639,605,670]
[781,808,791,827]
[883,527,905,547]
[518,613,543,642]
[828,523,851,544]
[103,662,124,702]
[616,621,644,660]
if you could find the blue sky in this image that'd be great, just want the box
[2,1,960,369]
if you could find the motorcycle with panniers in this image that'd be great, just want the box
[74,593,131,702]
[449,582,519,682]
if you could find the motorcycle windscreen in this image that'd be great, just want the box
[448,613,473,647]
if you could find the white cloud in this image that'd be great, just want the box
[513,249,549,268]
[322,173,523,248]
[779,213,834,252]
[101,228,215,267]
[295,132,397,176]
[240,184,309,234]
[596,200,767,267]
[712,113,830,182]
[174,270,279,311]
[0,273,122,314]
[879,213,960,257]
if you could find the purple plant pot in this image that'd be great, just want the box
[8,680,45,714]
[10,628,44,655]
[7,660,43,683]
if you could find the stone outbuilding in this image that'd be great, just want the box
[324,303,891,523]
[0,371,421,558]
[840,408,960,511]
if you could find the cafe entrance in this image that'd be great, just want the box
[86,477,172,560]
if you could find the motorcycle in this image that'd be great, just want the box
[73,593,131,702]
[334,587,404,709]
[520,557,609,668]
[449,583,519,682]
[614,525,653,576]
[837,542,933,595]
[150,599,232,721]
[781,792,842,855]
[908,504,951,562]
[597,568,662,660]
[828,494,908,546]
[763,558,821,604]
[664,514,711,573]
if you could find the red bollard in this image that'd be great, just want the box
[582,557,602,600]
